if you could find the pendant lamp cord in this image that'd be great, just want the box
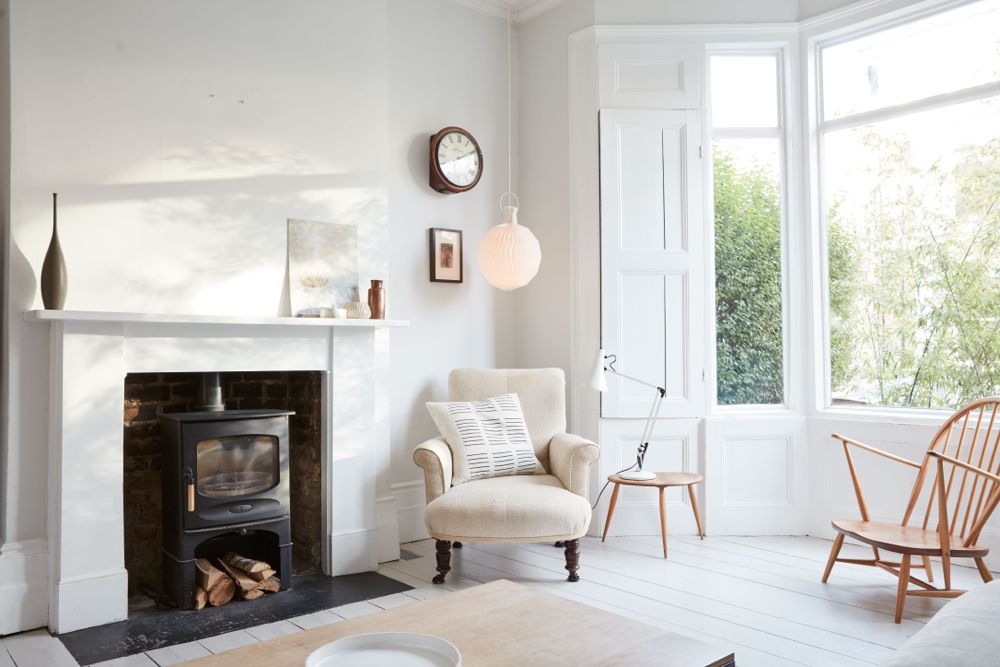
[506,4,512,200]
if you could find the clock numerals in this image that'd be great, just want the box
[431,128,482,192]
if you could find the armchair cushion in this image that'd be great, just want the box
[449,368,566,470]
[424,475,592,542]
[426,393,543,485]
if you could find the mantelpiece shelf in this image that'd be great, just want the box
[24,310,409,328]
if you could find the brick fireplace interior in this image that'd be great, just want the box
[123,371,323,599]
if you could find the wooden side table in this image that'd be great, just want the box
[602,472,705,558]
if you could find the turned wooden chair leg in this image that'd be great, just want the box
[433,539,452,584]
[975,557,994,583]
[921,556,934,582]
[564,538,581,582]
[894,554,911,624]
[822,533,845,583]
[453,541,463,548]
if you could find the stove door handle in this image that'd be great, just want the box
[183,467,195,513]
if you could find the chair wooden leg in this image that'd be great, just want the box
[975,557,994,583]
[822,533,845,583]
[453,541,463,549]
[895,554,911,624]
[921,556,933,583]
[564,538,581,582]
[602,483,621,543]
[658,487,668,559]
[687,484,704,539]
[433,539,451,584]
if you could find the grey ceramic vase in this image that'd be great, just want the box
[41,192,67,310]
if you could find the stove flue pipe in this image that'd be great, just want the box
[194,372,225,412]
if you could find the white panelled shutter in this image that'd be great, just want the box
[599,109,705,419]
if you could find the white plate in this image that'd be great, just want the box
[305,632,461,667]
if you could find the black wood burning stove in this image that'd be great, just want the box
[160,381,295,609]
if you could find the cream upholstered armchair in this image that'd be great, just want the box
[413,368,600,583]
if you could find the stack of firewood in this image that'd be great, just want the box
[193,552,281,609]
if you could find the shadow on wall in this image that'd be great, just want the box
[13,170,386,317]
[406,381,438,451]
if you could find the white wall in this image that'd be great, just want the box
[515,0,595,409]
[0,0,518,633]
[2,0,391,634]
[386,0,516,542]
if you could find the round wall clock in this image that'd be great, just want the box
[429,126,483,194]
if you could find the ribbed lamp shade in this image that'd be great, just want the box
[478,206,541,290]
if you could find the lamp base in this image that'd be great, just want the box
[619,469,657,481]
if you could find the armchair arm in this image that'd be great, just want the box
[831,433,921,521]
[413,437,453,504]
[550,432,600,499]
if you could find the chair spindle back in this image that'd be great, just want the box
[901,398,1000,547]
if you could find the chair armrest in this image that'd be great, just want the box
[832,434,921,468]
[831,433,921,522]
[413,437,453,503]
[929,450,1000,483]
[550,432,600,499]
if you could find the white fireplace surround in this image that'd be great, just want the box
[26,309,408,634]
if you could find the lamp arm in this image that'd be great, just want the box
[605,367,665,394]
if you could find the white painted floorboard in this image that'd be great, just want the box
[1,536,991,666]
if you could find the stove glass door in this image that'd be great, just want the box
[196,435,279,497]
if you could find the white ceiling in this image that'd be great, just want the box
[450,0,570,23]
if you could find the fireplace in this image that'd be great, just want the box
[30,309,407,633]
[159,402,294,609]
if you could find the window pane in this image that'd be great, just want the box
[824,98,1000,408]
[714,138,784,405]
[822,0,1000,121]
[710,55,779,128]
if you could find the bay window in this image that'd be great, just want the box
[817,0,1000,409]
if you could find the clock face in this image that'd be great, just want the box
[436,130,481,188]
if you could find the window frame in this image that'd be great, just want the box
[810,0,1000,417]
[706,44,795,413]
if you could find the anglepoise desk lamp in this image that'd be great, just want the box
[590,348,666,481]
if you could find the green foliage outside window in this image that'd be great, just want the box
[827,132,1000,409]
[713,130,1000,409]
[714,149,784,405]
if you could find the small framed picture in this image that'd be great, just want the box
[429,228,463,283]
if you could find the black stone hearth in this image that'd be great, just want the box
[57,572,411,665]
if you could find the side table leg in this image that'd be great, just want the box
[602,483,621,542]
[659,486,668,559]
[688,484,705,539]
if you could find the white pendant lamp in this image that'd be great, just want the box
[478,5,541,291]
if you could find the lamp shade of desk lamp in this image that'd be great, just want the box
[590,348,609,393]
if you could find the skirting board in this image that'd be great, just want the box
[52,567,128,634]
[0,539,48,635]
[329,527,379,576]
[375,495,401,563]
[393,479,429,544]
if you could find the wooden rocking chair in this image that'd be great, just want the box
[822,397,1000,623]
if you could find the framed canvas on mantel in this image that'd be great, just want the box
[429,227,463,283]
[287,218,359,316]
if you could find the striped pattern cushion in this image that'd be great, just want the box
[426,393,543,485]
